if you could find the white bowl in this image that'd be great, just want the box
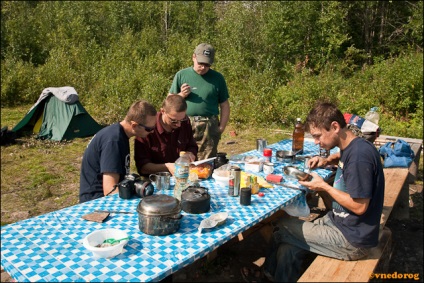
[82,228,129,259]
[212,172,229,187]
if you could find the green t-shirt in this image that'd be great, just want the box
[169,67,229,117]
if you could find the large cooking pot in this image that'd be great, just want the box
[136,195,182,236]
[181,186,211,214]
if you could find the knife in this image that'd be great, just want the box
[191,157,217,166]
[267,181,302,190]
[94,210,134,214]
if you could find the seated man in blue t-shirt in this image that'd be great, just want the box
[79,100,157,203]
[262,102,385,282]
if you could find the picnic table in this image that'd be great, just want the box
[1,139,335,282]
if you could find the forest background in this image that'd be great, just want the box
[1,1,423,138]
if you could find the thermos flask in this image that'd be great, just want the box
[228,166,241,197]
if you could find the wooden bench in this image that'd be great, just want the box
[298,136,423,282]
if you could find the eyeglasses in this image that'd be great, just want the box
[165,113,188,124]
[198,62,211,68]
[134,122,155,132]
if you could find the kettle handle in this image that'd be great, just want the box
[182,186,209,195]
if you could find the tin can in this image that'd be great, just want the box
[228,166,241,197]
[256,138,267,152]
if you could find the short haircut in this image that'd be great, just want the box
[125,100,157,124]
[305,102,347,132]
[162,94,187,113]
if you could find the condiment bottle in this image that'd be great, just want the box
[174,151,190,200]
[243,173,251,189]
[263,148,272,162]
[292,118,304,154]
[250,175,260,194]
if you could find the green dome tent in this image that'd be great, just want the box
[12,87,103,141]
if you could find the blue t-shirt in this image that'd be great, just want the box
[329,137,385,248]
[79,123,130,203]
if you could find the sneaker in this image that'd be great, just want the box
[241,266,274,283]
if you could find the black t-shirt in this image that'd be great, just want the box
[329,137,385,248]
[79,123,130,203]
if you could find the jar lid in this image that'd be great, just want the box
[137,195,181,216]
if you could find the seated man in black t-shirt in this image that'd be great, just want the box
[79,100,157,203]
[262,102,385,282]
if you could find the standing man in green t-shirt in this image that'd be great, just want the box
[168,43,230,160]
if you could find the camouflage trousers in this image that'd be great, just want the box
[189,115,221,160]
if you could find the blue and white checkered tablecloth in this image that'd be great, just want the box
[1,140,337,282]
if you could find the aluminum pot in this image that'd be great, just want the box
[181,186,211,214]
[136,195,182,236]
[276,150,296,163]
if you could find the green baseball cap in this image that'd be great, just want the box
[194,43,215,65]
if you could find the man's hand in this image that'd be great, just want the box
[186,152,196,162]
[299,172,330,192]
[179,83,191,98]
[307,156,328,169]
[165,163,176,176]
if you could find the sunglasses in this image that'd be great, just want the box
[165,113,188,124]
[134,122,155,132]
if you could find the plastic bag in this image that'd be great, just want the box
[213,164,233,177]
[282,190,310,217]
[365,107,380,125]
[379,139,415,168]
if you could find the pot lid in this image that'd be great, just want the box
[137,195,181,216]
[182,186,210,202]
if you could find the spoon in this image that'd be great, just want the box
[102,237,130,245]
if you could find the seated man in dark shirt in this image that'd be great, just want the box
[134,95,198,177]
[79,100,157,203]
[262,102,385,282]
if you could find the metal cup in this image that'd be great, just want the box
[304,157,311,173]
[263,162,274,175]
[256,138,267,152]
[149,172,171,193]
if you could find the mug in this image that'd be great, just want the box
[263,162,274,175]
[149,172,171,192]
